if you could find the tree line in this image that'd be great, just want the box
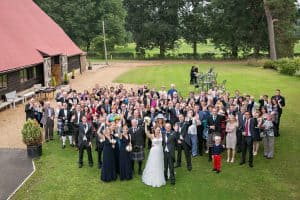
[35,0,298,59]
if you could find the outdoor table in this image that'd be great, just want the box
[39,87,56,100]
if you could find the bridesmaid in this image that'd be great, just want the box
[101,128,117,182]
[119,125,133,181]
[225,115,238,163]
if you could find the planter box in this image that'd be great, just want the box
[27,144,42,158]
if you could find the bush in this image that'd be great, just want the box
[276,58,300,76]
[201,52,216,60]
[263,60,277,70]
[22,119,43,145]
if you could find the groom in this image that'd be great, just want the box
[162,123,176,185]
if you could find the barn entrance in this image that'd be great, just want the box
[51,56,61,85]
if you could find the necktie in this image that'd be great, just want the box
[245,120,249,136]
[213,116,216,121]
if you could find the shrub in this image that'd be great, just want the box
[263,60,277,70]
[51,76,57,87]
[276,58,300,76]
[63,72,69,84]
[201,52,216,60]
[22,119,42,145]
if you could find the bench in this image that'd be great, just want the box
[23,91,35,103]
[5,91,24,108]
[0,101,12,110]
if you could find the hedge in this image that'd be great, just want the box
[263,57,300,76]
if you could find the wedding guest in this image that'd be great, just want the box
[44,101,55,141]
[236,106,247,153]
[78,116,93,168]
[271,89,285,136]
[129,119,145,175]
[240,111,255,168]
[207,108,222,162]
[33,101,43,127]
[188,110,200,157]
[253,111,262,156]
[212,136,223,173]
[163,123,176,185]
[25,98,35,120]
[119,125,133,181]
[167,84,177,98]
[101,128,117,182]
[58,103,72,149]
[176,113,192,171]
[71,104,84,148]
[261,114,275,159]
[225,115,238,163]
[96,116,106,169]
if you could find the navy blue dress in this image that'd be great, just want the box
[101,138,117,182]
[119,136,133,181]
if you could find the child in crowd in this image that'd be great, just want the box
[212,136,224,173]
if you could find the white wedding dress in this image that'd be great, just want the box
[142,137,166,187]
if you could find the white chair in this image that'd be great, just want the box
[5,91,24,108]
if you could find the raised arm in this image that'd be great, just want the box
[144,122,153,140]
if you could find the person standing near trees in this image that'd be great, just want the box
[271,89,285,137]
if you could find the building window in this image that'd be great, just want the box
[20,69,28,83]
[20,67,37,83]
[0,74,8,89]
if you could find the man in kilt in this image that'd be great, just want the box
[128,119,145,175]
[58,103,72,148]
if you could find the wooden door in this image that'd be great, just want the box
[51,64,61,85]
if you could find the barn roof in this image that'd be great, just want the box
[0,0,83,73]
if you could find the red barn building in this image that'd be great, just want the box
[0,0,86,99]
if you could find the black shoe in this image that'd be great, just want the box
[239,162,245,165]
[138,170,142,175]
[216,170,221,173]
[212,168,217,171]
[199,153,203,156]
[249,163,254,168]
[71,144,75,147]
[46,140,49,142]
[89,163,93,168]
[79,164,83,168]
[171,181,175,185]
[62,145,65,149]
[175,164,181,168]
[187,166,192,171]
[237,150,241,153]
[208,159,212,162]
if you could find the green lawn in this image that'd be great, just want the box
[14,62,300,200]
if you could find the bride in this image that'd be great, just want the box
[142,121,166,187]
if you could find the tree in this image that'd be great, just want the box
[124,0,183,58]
[180,0,209,56]
[34,0,127,52]
[207,0,269,58]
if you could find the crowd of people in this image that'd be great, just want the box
[25,82,285,187]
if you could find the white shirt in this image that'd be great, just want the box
[165,134,169,152]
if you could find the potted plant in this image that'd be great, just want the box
[71,69,75,79]
[88,61,92,70]
[63,72,69,85]
[51,76,57,87]
[22,119,43,158]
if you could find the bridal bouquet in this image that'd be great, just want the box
[144,116,151,125]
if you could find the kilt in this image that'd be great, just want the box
[207,132,220,147]
[131,146,144,161]
[57,119,63,135]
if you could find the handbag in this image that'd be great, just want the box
[63,122,69,132]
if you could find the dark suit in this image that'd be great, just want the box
[58,109,71,136]
[236,111,246,152]
[78,123,93,166]
[241,118,256,165]
[44,107,55,140]
[25,103,35,120]
[176,120,192,170]
[162,131,176,184]
[207,114,222,161]
[271,95,285,135]
[72,110,84,147]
